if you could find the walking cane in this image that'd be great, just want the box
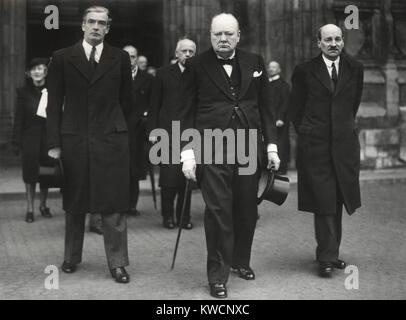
[170,179,190,270]
[148,162,157,210]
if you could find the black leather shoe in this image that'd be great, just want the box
[163,219,175,229]
[332,259,346,269]
[318,262,334,278]
[39,207,53,218]
[209,283,227,299]
[231,266,256,280]
[182,222,193,230]
[25,212,34,223]
[89,226,103,235]
[61,261,77,273]
[110,267,130,284]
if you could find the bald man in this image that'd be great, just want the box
[123,45,153,216]
[148,38,197,230]
[289,24,364,278]
[177,13,279,298]
[267,61,290,174]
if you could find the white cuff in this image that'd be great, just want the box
[181,149,195,162]
[267,144,278,153]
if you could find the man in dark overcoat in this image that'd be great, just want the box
[178,13,280,298]
[289,24,364,278]
[46,6,132,283]
[267,61,291,174]
[148,38,196,230]
[123,45,153,216]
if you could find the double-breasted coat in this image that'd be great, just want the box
[147,63,185,187]
[289,53,364,216]
[128,69,153,181]
[46,42,133,215]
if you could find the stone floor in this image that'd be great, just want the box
[0,173,405,300]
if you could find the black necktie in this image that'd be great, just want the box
[331,62,338,89]
[89,46,97,70]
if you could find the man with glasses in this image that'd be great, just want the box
[47,6,133,284]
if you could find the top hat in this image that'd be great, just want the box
[257,169,290,205]
[38,159,64,189]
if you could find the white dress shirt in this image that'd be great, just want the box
[216,51,236,77]
[178,62,185,73]
[131,65,138,80]
[322,54,340,78]
[82,40,103,63]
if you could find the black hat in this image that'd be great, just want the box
[28,57,49,70]
[38,160,64,189]
[257,169,290,205]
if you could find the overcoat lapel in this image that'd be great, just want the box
[169,63,182,81]
[90,44,118,86]
[68,42,94,82]
[334,55,353,96]
[310,54,334,93]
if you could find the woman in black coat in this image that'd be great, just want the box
[12,58,53,223]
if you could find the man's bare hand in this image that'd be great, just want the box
[48,147,61,159]
[182,158,197,182]
[267,151,280,171]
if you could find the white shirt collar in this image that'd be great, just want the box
[178,62,185,73]
[269,74,280,82]
[132,65,138,79]
[82,40,104,63]
[322,54,340,72]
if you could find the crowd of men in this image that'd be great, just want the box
[25,5,363,298]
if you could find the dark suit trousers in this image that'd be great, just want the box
[314,189,343,262]
[64,212,129,269]
[199,114,259,284]
[161,186,192,224]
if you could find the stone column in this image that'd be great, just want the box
[162,0,220,63]
[0,0,26,147]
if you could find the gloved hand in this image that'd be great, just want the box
[182,158,197,182]
[267,151,280,171]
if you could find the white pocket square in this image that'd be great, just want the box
[253,71,262,77]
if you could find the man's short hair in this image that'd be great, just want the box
[82,6,112,25]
